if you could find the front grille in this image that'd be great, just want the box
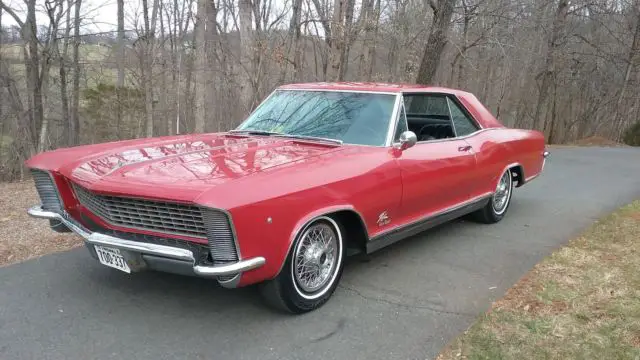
[203,210,239,263]
[72,183,240,264]
[72,184,207,239]
[31,169,63,212]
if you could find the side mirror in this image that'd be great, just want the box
[394,131,417,151]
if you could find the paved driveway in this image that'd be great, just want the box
[1,147,639,360]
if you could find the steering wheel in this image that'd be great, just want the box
[418,125,436,141]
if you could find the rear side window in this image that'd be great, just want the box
[447,98,479,136]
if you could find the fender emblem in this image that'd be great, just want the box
[377,211,390,226]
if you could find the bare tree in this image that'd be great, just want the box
[533,0,569,135]
[239,0,256,110]
[70,0,82,145]
[141,0,160,137]
[613,1,640,138]
[327,0,347,80]
[359,0,381,80]
[116,0,125,136]
[194,0,208,132]
[416,0,456,84]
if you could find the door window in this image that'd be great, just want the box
[403,94,454,142]
[447,98,480,137]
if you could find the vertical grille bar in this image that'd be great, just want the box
[31,169,63,212]
[202,209,239,264]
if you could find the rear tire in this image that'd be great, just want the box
[472,169,514,224]
[260,216,345,314]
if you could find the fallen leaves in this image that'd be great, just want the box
[0,180,82,267]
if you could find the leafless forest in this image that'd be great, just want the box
[0,0,639,180]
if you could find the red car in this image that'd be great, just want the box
[26,82,549,313]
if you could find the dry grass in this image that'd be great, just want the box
[437,200,640,360]
[0,180,82,267]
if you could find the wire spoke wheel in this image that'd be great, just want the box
[492,170,512,215]
[261,216,344,313]
[293,222,338,294]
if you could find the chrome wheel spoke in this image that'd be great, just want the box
[492,172,511,213]
[293,222,338,293]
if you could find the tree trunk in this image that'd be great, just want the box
[184,28,197,133]
[309,0,332,79]
[613,6,640,139]
[326,0,346,81]
[338,0,355,80]
[25,0,42,147]
[205,0,219,130]
[359,0,380,81]
[279,0,303,82]
[291,0,303,81]
[142,0,159,137]
[533,0,569,133]
[239,0,255,111]
[415,0,455,85]
[116,0,125,138]
[455,0,471,88]
[194,0,207,132]
[70,0,82,145]
[57,0,72,145]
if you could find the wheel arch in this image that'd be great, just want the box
[495,162,524,189]
[509,164,525,187]
[276,205,369,275]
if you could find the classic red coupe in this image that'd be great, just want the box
[26,82,548,313]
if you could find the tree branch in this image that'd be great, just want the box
[429,0,437,12]
[0,2,25,27]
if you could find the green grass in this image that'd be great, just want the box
[437,201,640,360]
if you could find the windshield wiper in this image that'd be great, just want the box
[227,130,281,136]
[229,130,342,145]
[272,133,343,145]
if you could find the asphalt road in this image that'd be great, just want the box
[2,147,639,360]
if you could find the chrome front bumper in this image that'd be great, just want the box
[27,205,265,282]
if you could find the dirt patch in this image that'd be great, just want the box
[0,180,82,267]
[492,271,542,311]
[625,212,640,221]
[600,253,618,261]
[571,136,628,147]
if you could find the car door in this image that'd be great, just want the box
[393,94,478,223]
[445,96,501,197]
[396,140,477,222]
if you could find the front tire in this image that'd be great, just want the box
[472,169,514,224]
[260,216,345,313]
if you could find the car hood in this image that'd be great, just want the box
[42,134,344,202]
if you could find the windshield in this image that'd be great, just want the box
[235,90,397,146]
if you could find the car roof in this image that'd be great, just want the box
[277,82,472,96]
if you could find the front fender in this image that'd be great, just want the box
[231,199,365,287]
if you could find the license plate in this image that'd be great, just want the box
[94,245,131,273]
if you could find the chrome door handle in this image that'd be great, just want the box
[458,145,472,152]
